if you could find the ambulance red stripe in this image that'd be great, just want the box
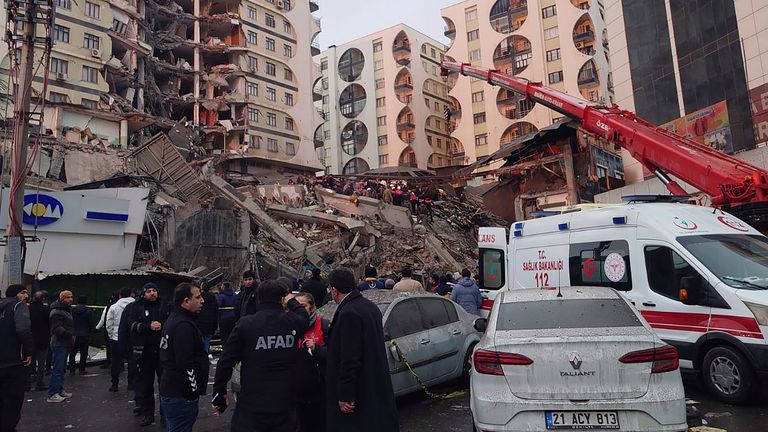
[641,310,764,340]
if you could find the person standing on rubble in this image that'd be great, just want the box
[382,186,392,204]
[124,283,171,426]
[357,267,384,291]
[392,267,424,292]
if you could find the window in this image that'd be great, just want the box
[467,29,479,41]
[81,99,97,109]
[378,135,388,146]
[49,92,68,103]
[248,31,257,45]
[285,118,294,131]
[473,112,486,124]
[283,20,291,33]
[284,93,294,106]
[373,41,382,52]
[480,248,505,290]
[644,246,706,301]
[84,1,100,19]
[465,8,478,21]
[421,45,427,54]
[678,234,768,292]
[321,77,328,89]
[248,56,257,71]
[436,138,442,148]
[434,101,440,111]
[322,95,329,105]
[471,91,484,103]
[246,82,258,96]
[266,62,276,76]
[377,116,386,126]
[284,68,292,81]
[542,5,556,18]
[431,48,436,58]
[546,48,561,62]
[266,112,277,126]
[374,59,383,70]
[83,33,100,49]
[376,97,385,108]
[56,0,71,9]
[248,7,256,19]
[548,71,564,84]
[544,26,559,40]
[248,107,258,122]
[475,134,488,145]
[267,138,278,152]
[320,59,328,70]
[53,25,70,43]
[379,154,388,165]
[419,298,456,328]
[323,130,330,140]
[283,44,292,57]
[569,240,632,291]
[249,135,261,148]
[112,19,127,35]
[265,13,275,27]
[497,299,641,331]
[82,65,99,83]
[266,37,275,51]
[286,142,295,155]
[596,164,607,178]
[266,87,276,101]
[51,58,68,75]
[468,49,481,61]
[385,300,426,339]
[375,78,384,89]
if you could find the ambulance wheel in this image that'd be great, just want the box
[702,346,755,404]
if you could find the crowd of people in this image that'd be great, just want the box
[0,263,484,432]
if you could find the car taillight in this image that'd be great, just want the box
[473,349,533,375]
[619,345,679,373]
[481,299,494,310]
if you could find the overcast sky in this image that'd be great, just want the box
[316,0,459,50]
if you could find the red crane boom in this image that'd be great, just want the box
[441,61,768,227]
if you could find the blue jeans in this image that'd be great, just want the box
[49,346,69,396]
[160,396,199,432]
[202,335,212,353]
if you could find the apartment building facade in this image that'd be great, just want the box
[1,0,322,171]
[606,0,767,182]
[314,24,454,174]
[441,0,613,168]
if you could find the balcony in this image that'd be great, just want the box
[579,46,595,56]
[396,121,415,131]
[578,72,598,86]
[490,3,528,21]
[444,27,455,37]
[311,39,320,56]
[309,0,318,12]
[393,43,411,53]
[574,30,595,43]
[497,92,518,105]
[313,91,322,102]
[494,46,531,62]
[395,58,410,66]
[394,81,413,91]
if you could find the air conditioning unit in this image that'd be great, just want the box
[575,42,583,48]
[276,0,284,8]
[55,72,67,81]
[91,49,102,58]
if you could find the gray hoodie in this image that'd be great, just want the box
[0,297,33,368]
[49,300,75,348]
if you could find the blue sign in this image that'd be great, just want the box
[22,194,64,226]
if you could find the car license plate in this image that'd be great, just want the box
[545,411,619,430]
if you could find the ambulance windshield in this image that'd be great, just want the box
[678,234,768,290]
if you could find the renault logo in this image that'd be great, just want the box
[569,352,582,370]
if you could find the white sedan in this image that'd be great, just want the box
[470,287,688,432]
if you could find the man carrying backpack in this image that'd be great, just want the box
[0,284,33,431]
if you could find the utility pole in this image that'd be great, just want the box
[2,0,55,289]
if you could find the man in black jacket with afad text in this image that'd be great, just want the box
[212,279,309,432]
[159,283,209,432]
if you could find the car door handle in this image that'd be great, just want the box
[420,338,431,345]
[451,329,462,335]
[642,302,656,307]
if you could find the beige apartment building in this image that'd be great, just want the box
[314,24,455,174]
[1,0,322,172]
[441,0,613,168]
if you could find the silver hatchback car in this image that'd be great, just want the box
[471,287,688,432]
[319,289,483,396]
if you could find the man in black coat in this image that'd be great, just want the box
[159,283,209,432]
[123,282,171,426]
[69,296,93,375]
[232,270,259,320]
[196,284,218,354]
[301,268,327,308]
[29,290,50,390]
[212,279,309,432]
[324,268,398,432]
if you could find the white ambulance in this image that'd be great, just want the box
[477,199,768,404]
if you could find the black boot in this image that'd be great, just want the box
[140,415,154,427]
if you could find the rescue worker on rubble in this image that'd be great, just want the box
[212,279,309,432]
[357,266,384,291]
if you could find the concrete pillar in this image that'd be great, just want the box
[193,0,201,125]
[562,140,579,206]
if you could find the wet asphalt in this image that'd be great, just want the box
[16,366,767,431]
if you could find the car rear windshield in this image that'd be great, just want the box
[496,298,643,330]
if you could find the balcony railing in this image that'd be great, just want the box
[494,46,531,61]
[579,46,596,56]
[444,27,455,37]
[393,43,411,53]
[394,81,413,91]
[497,93,518,105]
[396,121,415,131]
[395,58,410,66]
[574,29,595,43]
[578,72,598,86]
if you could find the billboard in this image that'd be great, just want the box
[750,83,768,147]
[660,100,733,154]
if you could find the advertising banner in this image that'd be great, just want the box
[660,100,733,154]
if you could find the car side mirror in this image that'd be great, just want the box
[680,276,705,305]
[474,318,488,333]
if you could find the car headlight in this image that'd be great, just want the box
[744,301,768,326]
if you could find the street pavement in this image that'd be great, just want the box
[17,366,767,431]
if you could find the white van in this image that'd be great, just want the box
[477,200,768,404]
